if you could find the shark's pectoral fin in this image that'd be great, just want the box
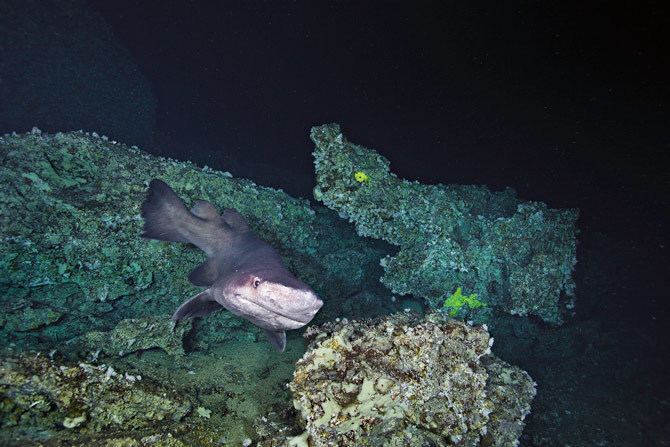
[263,329,287,352]
[172,289,222,321]
[188,258,220,286]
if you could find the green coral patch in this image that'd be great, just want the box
[442,287,485,317]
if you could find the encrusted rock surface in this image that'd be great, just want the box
[0,354,192,443]
[311,124,578,324]
[264,312,535,446]
[76,315,193,358]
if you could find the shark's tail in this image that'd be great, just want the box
[141,179,191,243]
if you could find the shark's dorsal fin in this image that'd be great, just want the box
[172,289,222,320]
[191,200,220,220]
[221,209,250,232]
[263,329,287,352]
[188,258,220,286]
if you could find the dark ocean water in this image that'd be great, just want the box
[0,1,667,446]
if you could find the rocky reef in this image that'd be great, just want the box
[0,126,399,445]
[258,312,536,446]
[0,128,390,353]
[311,124,579,324]
[0,127,550,445]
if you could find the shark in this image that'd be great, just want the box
[140,179,323,352]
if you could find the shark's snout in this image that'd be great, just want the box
[289,291,323,324]
[262,287,323,325]
[219,278,323,331]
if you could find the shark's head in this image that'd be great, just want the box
[218,268,323,331]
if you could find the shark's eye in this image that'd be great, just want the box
[253,278,262,288]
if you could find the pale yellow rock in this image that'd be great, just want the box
[63,414,86,428]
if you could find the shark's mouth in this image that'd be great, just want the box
[234,295,314,326]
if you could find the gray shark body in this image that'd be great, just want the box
[140,179,323,352]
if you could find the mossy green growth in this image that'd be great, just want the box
[442,287,485,317]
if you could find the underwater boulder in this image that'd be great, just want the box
[311,123,579,324]
[272,312,535,446]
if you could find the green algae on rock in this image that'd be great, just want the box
[76,315,192,358]
[4,305,63,332]
[311,124,578,324]
[278,313,535,446]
